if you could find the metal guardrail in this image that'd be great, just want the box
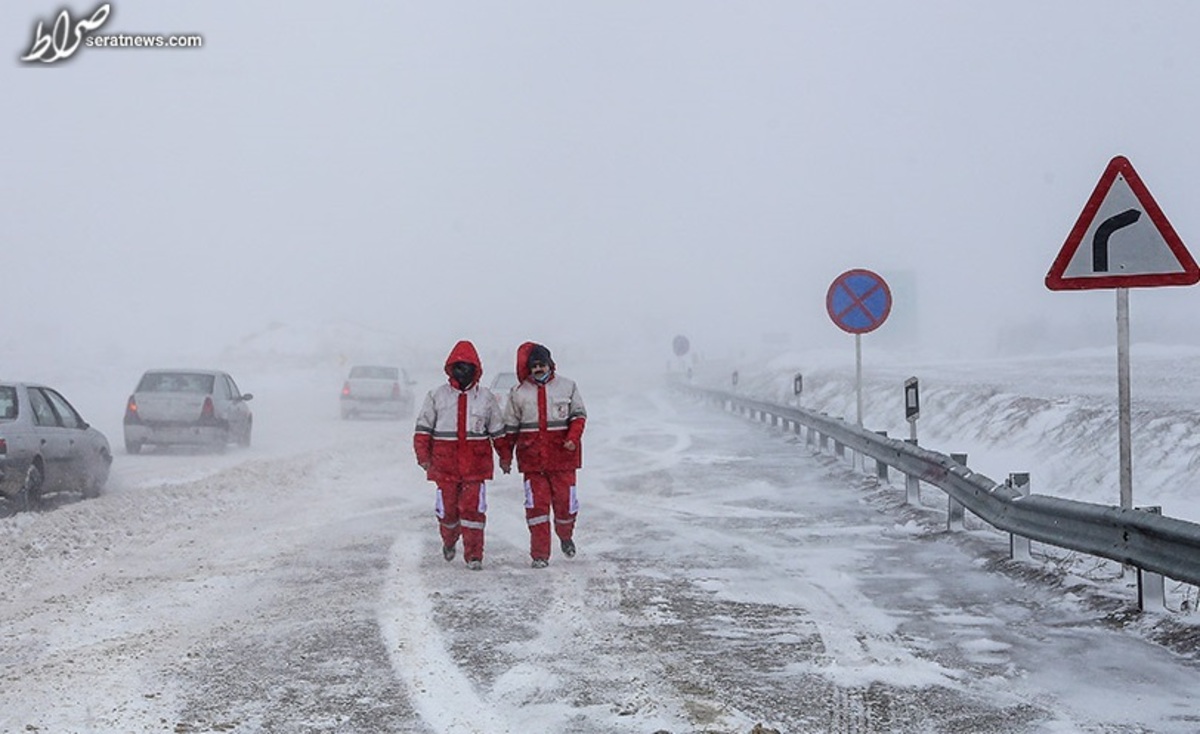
[679,384,1200,590]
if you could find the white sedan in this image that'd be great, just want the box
[0,381,112,512]
[123,369,254,454]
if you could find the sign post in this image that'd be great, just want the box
[827,269,892,469]
[671,334,691,379]
[903,376,921,505]
[1046,156,1200,510]
[904,376,919,442]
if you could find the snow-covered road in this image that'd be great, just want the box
[2,371,1198,733]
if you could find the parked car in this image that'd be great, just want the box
[490,371,519,411]
[340,365,415,420]
[123,369,253,454]
[0,381,113,510]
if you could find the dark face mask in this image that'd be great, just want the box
[450,362,477,390]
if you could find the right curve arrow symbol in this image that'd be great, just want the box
[1093,208,1141,272]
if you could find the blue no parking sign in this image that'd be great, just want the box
[826,269,892,334]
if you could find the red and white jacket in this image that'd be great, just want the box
[502,342,587,472]
[413,341,510,482]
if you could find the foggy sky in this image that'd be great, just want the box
[6,1,1200,373]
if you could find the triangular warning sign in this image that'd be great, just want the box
[1046,156,1199,290]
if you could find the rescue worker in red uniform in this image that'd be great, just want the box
[413,340,511,570]
[500,342,587,568]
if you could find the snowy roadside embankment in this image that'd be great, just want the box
[684,345,1200,526]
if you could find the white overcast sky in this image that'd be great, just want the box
[5,1,1200,371]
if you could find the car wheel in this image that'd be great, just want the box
[19,461,44,511]
[237,423,252,448]
[82,475,104,499]
[82,449,111,499]
[125,439,142,455]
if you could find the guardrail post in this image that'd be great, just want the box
[874,431,889,482]
[834,438,845,461]
[904,438,920,505]
[1008,472,1033,561]
[947,453,968,531]
[819,431,829,453]
[1136,506,1166,612]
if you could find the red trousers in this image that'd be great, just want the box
[436,480,487,562]
[523,470,577,560]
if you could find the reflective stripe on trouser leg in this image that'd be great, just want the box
[459,481,487,562]
[549,472,578,542]
[435,483,461,548]
[524,473,553,560]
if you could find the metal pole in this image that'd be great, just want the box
[1009,473,1033,562]
[855,334,864,472]
[904,438,920,505]
[855,334,863,429]
[1136,506,1165,612]
[947,453,968,531]
[1117,288,1133,511]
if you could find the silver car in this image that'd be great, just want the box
[490,371,519,411]
[123,369,253,454]
[0,381,113,511]
[340,365,415,420]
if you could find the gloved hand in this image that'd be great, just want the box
[562,440,576,451]
[500,461,512,474]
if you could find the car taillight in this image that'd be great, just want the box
[391,382,401,399]
[201,397,215,419]
[342,381,351,397]
[124,396,140,423]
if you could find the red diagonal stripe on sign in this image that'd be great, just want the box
[835,281,883,323]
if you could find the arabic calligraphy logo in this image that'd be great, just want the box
[21,3,111,64]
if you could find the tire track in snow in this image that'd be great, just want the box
[379,519,518,734]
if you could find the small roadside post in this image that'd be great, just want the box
[1009,473,1033,562]
[904,377,920,505]
[1136,506,1166,612]
[947,453,968,531]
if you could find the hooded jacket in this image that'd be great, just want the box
[503,341,587,472]
[413,340,509,481]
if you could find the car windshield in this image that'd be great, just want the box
[0,386,16,420]
[137,372,216,394]
[491,372,519,391]
[350,366,399,380]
